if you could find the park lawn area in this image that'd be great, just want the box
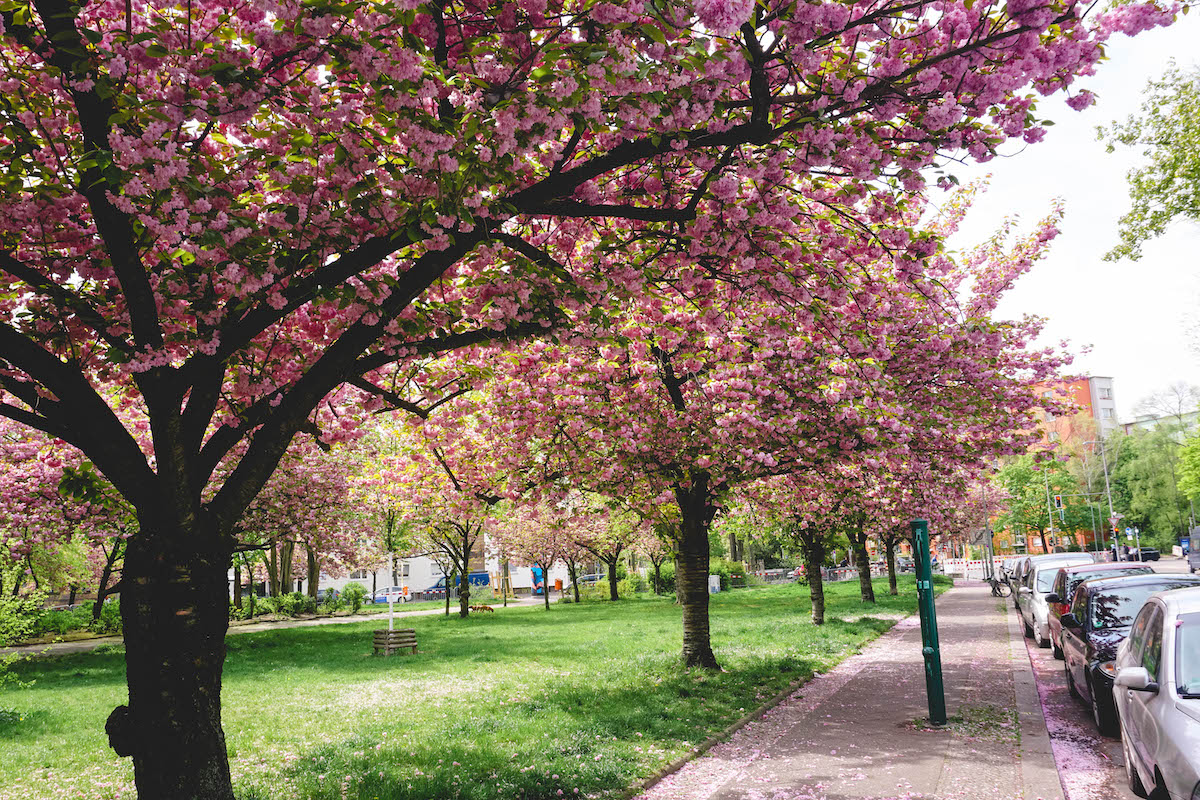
[0,575,948,800]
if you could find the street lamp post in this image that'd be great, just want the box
[1085,439,1117,556]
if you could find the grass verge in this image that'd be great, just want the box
[0,575,948,800]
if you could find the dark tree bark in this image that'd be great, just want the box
[884,531,900,596]
[541,560,551,610]
[305,546,318,600]
[232,561,241,610]
[107,512,235,800]
[565,559,581,603]
[652,561,663,595]
[93,540,125,621]
[457,526,472,619]
[675,478,719,669]
[606,556,619,600]
[848,520,875,604]
[799,529,827,625]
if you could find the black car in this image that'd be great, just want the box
[1060,573,1200,735]
[1132,547,1160,561]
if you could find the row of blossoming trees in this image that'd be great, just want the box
[0,0,1174,794]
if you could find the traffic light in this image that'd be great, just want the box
[1054,495,1063,509]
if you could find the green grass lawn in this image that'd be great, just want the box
[0,576,947,800]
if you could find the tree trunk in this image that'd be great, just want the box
[542,562,551,610]
[800,531,827,625]
[850,529,875,604]
[652,561,663,595]
[278,540,294,595]
[93,541,123,621]
[885,536,898,596]
[305,546,319,600]
[676,482,719,669]
[566,560,581,603]
[108,517,236,800]
[232,562,242,610]
[606,556,619,601]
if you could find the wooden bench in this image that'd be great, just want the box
[373,628,418,655]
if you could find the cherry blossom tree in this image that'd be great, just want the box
[0,0,1175,793]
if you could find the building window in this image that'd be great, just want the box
[1101,408,1114,419]
[1048,431,1061,441]
[400,562,410,577]
[1042,390,1054,399]
[349,569,370,580]
[1099,387,1112,400]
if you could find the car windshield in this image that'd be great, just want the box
[1092,585,1190,630]
[1067,567,1153,598]
[1179,613,1200,697]
[1036,570,1060,593]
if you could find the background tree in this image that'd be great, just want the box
[1103,65,1200,262]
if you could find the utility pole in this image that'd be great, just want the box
[1085,439,1117,556]
[1043,467,1056,552]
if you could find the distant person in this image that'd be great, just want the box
[1123,544,1131,561]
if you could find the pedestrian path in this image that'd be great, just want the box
[1,595,548,659]
[636,583,1064,800]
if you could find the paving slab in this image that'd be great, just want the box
[637,583,1065,800]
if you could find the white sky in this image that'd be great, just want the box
[942,12,1200,421]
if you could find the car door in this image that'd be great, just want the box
[1063,586,1090,692]
[1126,606,1164,773]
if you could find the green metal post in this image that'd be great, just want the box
[912,519,947,725]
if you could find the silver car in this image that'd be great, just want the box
[1113,586,1200,800]
[1017,554,1095,648]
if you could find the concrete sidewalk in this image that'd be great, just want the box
[637,583,1064,800]
[1,595,549,659]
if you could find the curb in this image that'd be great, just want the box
[1006,599,1066,800]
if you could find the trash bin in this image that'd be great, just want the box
[554,578,563,591]
[708,575,721,594]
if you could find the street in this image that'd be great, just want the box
[1021,554,1190,800]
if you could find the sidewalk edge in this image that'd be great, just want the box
[1007,599,1066,800]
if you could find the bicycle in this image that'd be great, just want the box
[988,575,1011,597]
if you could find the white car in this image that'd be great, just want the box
[1016,554,1095,647]
[1112,586,1200,800]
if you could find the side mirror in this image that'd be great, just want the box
[1018,587,1032,594]
[1061,613,1082,629]
[1046,593,1061,604]
[1115,666,1160,694]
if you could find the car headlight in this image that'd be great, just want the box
[1099,661,1117,679]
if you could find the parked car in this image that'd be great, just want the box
[1189,534,1199,573]
[316,587,340,603]
[1112,585,1200,800]
[1132,547,1160,562]
[422,572,490,598]
[1060,573,1200,735]
[1010,552,1094,609]
[895,556,915,573]
[1047,562,1155,659]
[1018,556,1100,648]
[369,586,410,604]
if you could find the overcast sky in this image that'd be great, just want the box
[942,13,1200,421]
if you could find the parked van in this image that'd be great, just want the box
[1188,534,1199,573]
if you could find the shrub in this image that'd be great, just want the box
[618,576,644,597]
[89,599,122,634]
[341,582,367,613]
[33,606,91,637]
[277,592,317,616]
[0,593,43,646]
[709,559,746,590]
[652,562,676,594]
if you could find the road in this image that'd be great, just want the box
[1021,554,1189,800]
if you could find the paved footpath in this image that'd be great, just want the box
[1,596,548,659]
[636,582,1064,800]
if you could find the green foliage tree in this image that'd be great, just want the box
[994,456,1093,551]
[1103,64,1200,262]
[1110,427,1191,548]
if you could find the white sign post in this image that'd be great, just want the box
[385,592,402,630]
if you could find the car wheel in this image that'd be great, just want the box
[1052,636,1063,660]
[1121,730,1149,798]
[1035,626,1050,648]
[1089,678,1118,737]
[1023,617,1034,638]
[1065,660,1080,700]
